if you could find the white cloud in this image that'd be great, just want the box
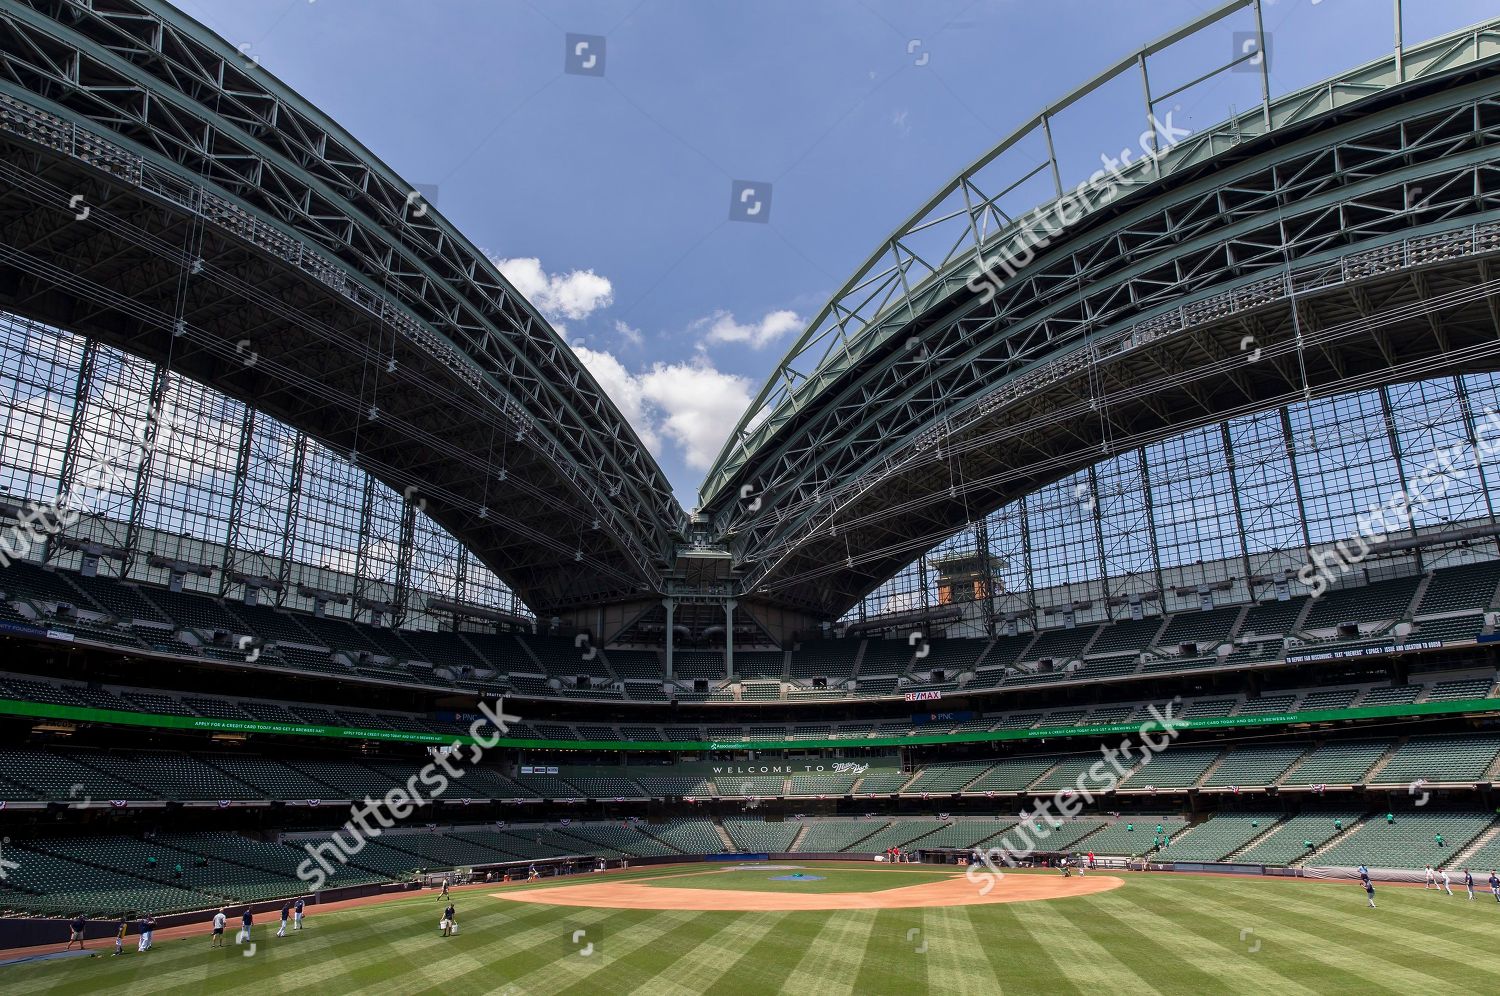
[570,345,752,473]
[491,256,614,322]
[640,362,753,471]
[696,308,803,350]
[613,319,644,348]
[570,345,661,454]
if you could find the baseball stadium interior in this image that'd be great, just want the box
[3,0,1500,989]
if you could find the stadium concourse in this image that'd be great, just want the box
[5,0,1500,992]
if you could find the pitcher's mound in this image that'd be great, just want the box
[495,873,1122,911]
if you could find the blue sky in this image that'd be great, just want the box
[177,0,1497,505]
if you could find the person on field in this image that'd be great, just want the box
[441,902,457,937]
[294,897,305,930]
[277,901,290,937]
[66,913,87,950]
[114,916,128,957]
[211,908,227,948]
[1359,866,1376,908]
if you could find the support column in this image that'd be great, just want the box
[725,598,737,680]
[46,339,99,566]
[218,406,257,596]
[274,435,308,606]
[1220,422,1258,598]
[122,363,169,573]
[663,598,675,680]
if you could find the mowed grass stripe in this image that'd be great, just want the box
[977,904,1084,994]
[200,899,575,996]
[1064,892,1234,993]
[920,904,1012,996]
[784,910,880,996]
[628,911,787,996]
[239,896,571,994]
[498,909,704,996]
[1092,888,1314,996]
[392,909,644,995]
[1200,882,1500,991]
[1009,899,1153,992]
[550,911,748,996]
[848,910,926,994]
[703,911,813,995]
[1113,886,1324,995]
[58,901,449,996]
[400,907,666,995]
[1167,887,1411,995]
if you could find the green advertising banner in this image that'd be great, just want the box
[0,695,1496,753]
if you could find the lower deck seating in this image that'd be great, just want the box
[1156,814,1282,862]
[792,820,888,852]
[854,820,949,852]
[1080,819,1188,855]
[1233,812,1363,866]
[1315,812,1495,869]
[647,820,724,854]
[723,819,800,852]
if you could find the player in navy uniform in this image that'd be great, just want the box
[1464,868,1475,901]
[277,901,290,937]
[66,913,87,950]
[239,907,253,944]
[294,897,305,930]
[1359,865,1376,908]
[441,902,457,937]
[1490,871,1500,903]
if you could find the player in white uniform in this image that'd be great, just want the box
[1424,865,1436,889]
[1440,868,1453,896]
[211,909,227,948]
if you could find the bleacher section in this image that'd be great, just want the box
[723,819,800,852]
[647,820,724,854]
[1300,575,1420,631]
[1281,741,1390,786]
[1203,745,1306,787]
[967,757,1059,793]
[793,820,887,852]
[901,762,990,795]
[856,820,949,852]
[6,558,1500,704]
[1315,812,1495,869]
[1234,812,1363,866]
[1367,736,1500,785]
[1156,814,1282,862]
[1084,819,1189,854]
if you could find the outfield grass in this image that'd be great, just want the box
[639,867,956,894]
[7,865,1500,994]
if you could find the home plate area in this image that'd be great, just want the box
[495,864,1122,911]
